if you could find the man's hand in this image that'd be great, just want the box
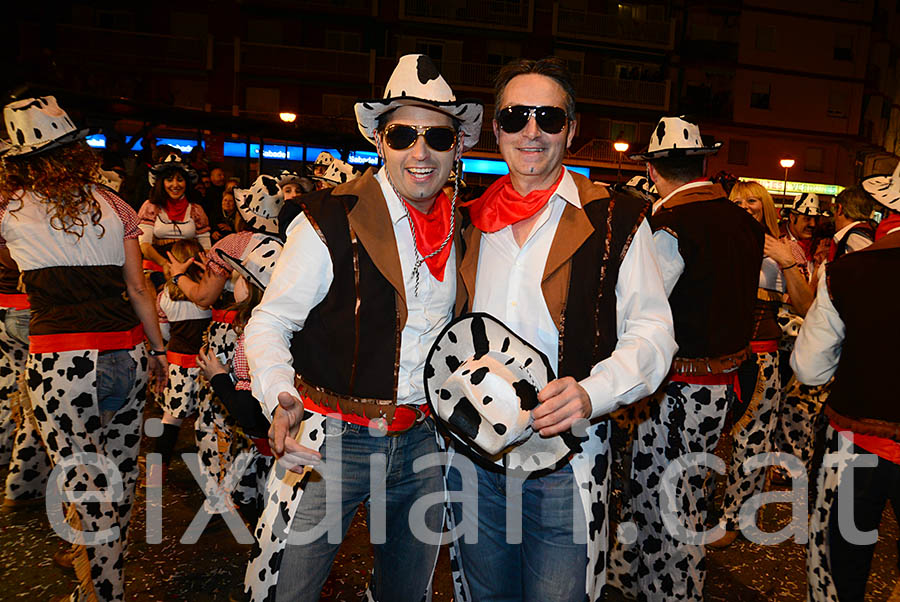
[532,376,591,436]
[269,391,321,473]
[764,234,797,269]
[147,355,168,395]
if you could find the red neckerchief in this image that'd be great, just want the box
[462,170,564,233]
[876,213,900,240]
[166,196,189,222]
[404,191,453,282]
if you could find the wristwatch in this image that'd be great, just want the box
[172,273,186,286]
[148,348,166,357]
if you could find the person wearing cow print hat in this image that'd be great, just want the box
[242,53,482,600]
[446,57,675,602]
[0,96,168,602]
[606,115,764,601]
[791,162,900,601]
[311,158,361,190]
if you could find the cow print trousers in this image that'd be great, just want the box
[775,376,829,472]
[720,350,781,531]
[27,344,147,602]
[607,381,733,602]
[0,310,51,502]
[160,363,202,420]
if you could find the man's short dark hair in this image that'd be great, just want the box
[494,57,577,119]
[835,186,874,221]
[649,156,705,185]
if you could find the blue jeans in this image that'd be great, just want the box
[447,455,587,602]
[96,349,137,414]
[4,308,30,346]
[276,417,444,602]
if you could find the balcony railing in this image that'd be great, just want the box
[400,0,533,31]
[241,44,371,82]
[575,75,669,110]
[554,7,674,49]
[55,25,207,69]
[569,139,643,165]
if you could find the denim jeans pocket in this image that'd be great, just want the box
[323,416,348,438]
[97,350,136,414]
[5,308,30,346]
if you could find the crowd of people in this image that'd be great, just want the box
[0,53,896,602]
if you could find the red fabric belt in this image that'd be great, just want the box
[301,396,430,432]
[750,340,779,354]
[831,420,900,464]
[211,309,238,324]
[252,437,273,457]
[166,350,197,368]
[143,259,164,273]
[30,324,145,354]
[669,371,739,387]
[0,293,29,310]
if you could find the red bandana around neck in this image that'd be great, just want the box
[876,213,900,240]
[403,191,453,282]
[165,196,189,223]
[462,170,564,233]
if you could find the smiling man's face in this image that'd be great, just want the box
[494,73,576,193]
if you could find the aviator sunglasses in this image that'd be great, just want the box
[496,105,569,135]
[382,124,458,152]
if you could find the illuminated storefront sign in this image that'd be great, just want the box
[740,177,844,197]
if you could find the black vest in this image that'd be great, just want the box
[826,232,900,423]
[279,190,399,401]
[651,189,764,359]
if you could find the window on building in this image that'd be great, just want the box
[487,40,521,66]
[834,35,853,61]
[806,147,825,172]
[326,31,362,52]
[246,87,280,114]
[415,41,444,69]
[248,19,282,44]
[728,139,749,165]
[755,25,776,52]
[750,82,771,109]
[611,121,637,143]
[827,91,849,118]
[322,94,358,118]
[555,50,585,75]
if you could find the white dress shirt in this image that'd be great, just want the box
[833,220,872,255]
[793,225,900,385]
[245,169,456,416]
[649,181,715,296]
[471,168,676,419]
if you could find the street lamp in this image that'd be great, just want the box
[779,158,795,198]
[279,112,297,123]
[614,140,630,183]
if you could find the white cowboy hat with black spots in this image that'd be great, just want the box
[425,313,583,473]
[629,115,722,161]
[861,160,900,212]
[276,169,302,189]
[312,159,362,186]
[233,174,284,236]
[354,54,483,152]
[313,151,335,169]
[789,192,829,217]
[1,96,97,158]
[147,152,200,187]
[215,233,283,290]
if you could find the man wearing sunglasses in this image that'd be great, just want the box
[448,57,676,602]
[242,54,483,601]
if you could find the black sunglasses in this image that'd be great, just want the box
[496,105,569,135]
[382,124,457,152]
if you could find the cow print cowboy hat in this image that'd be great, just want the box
[354,54,483,152]
[861,160,900,212]
[1,96,98,159]
[629,115,721,161]
[312,159,362,186]
[215,233,283,291]
[147,152,200,187]
[425,313,584,473]
[233,174,284,236]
